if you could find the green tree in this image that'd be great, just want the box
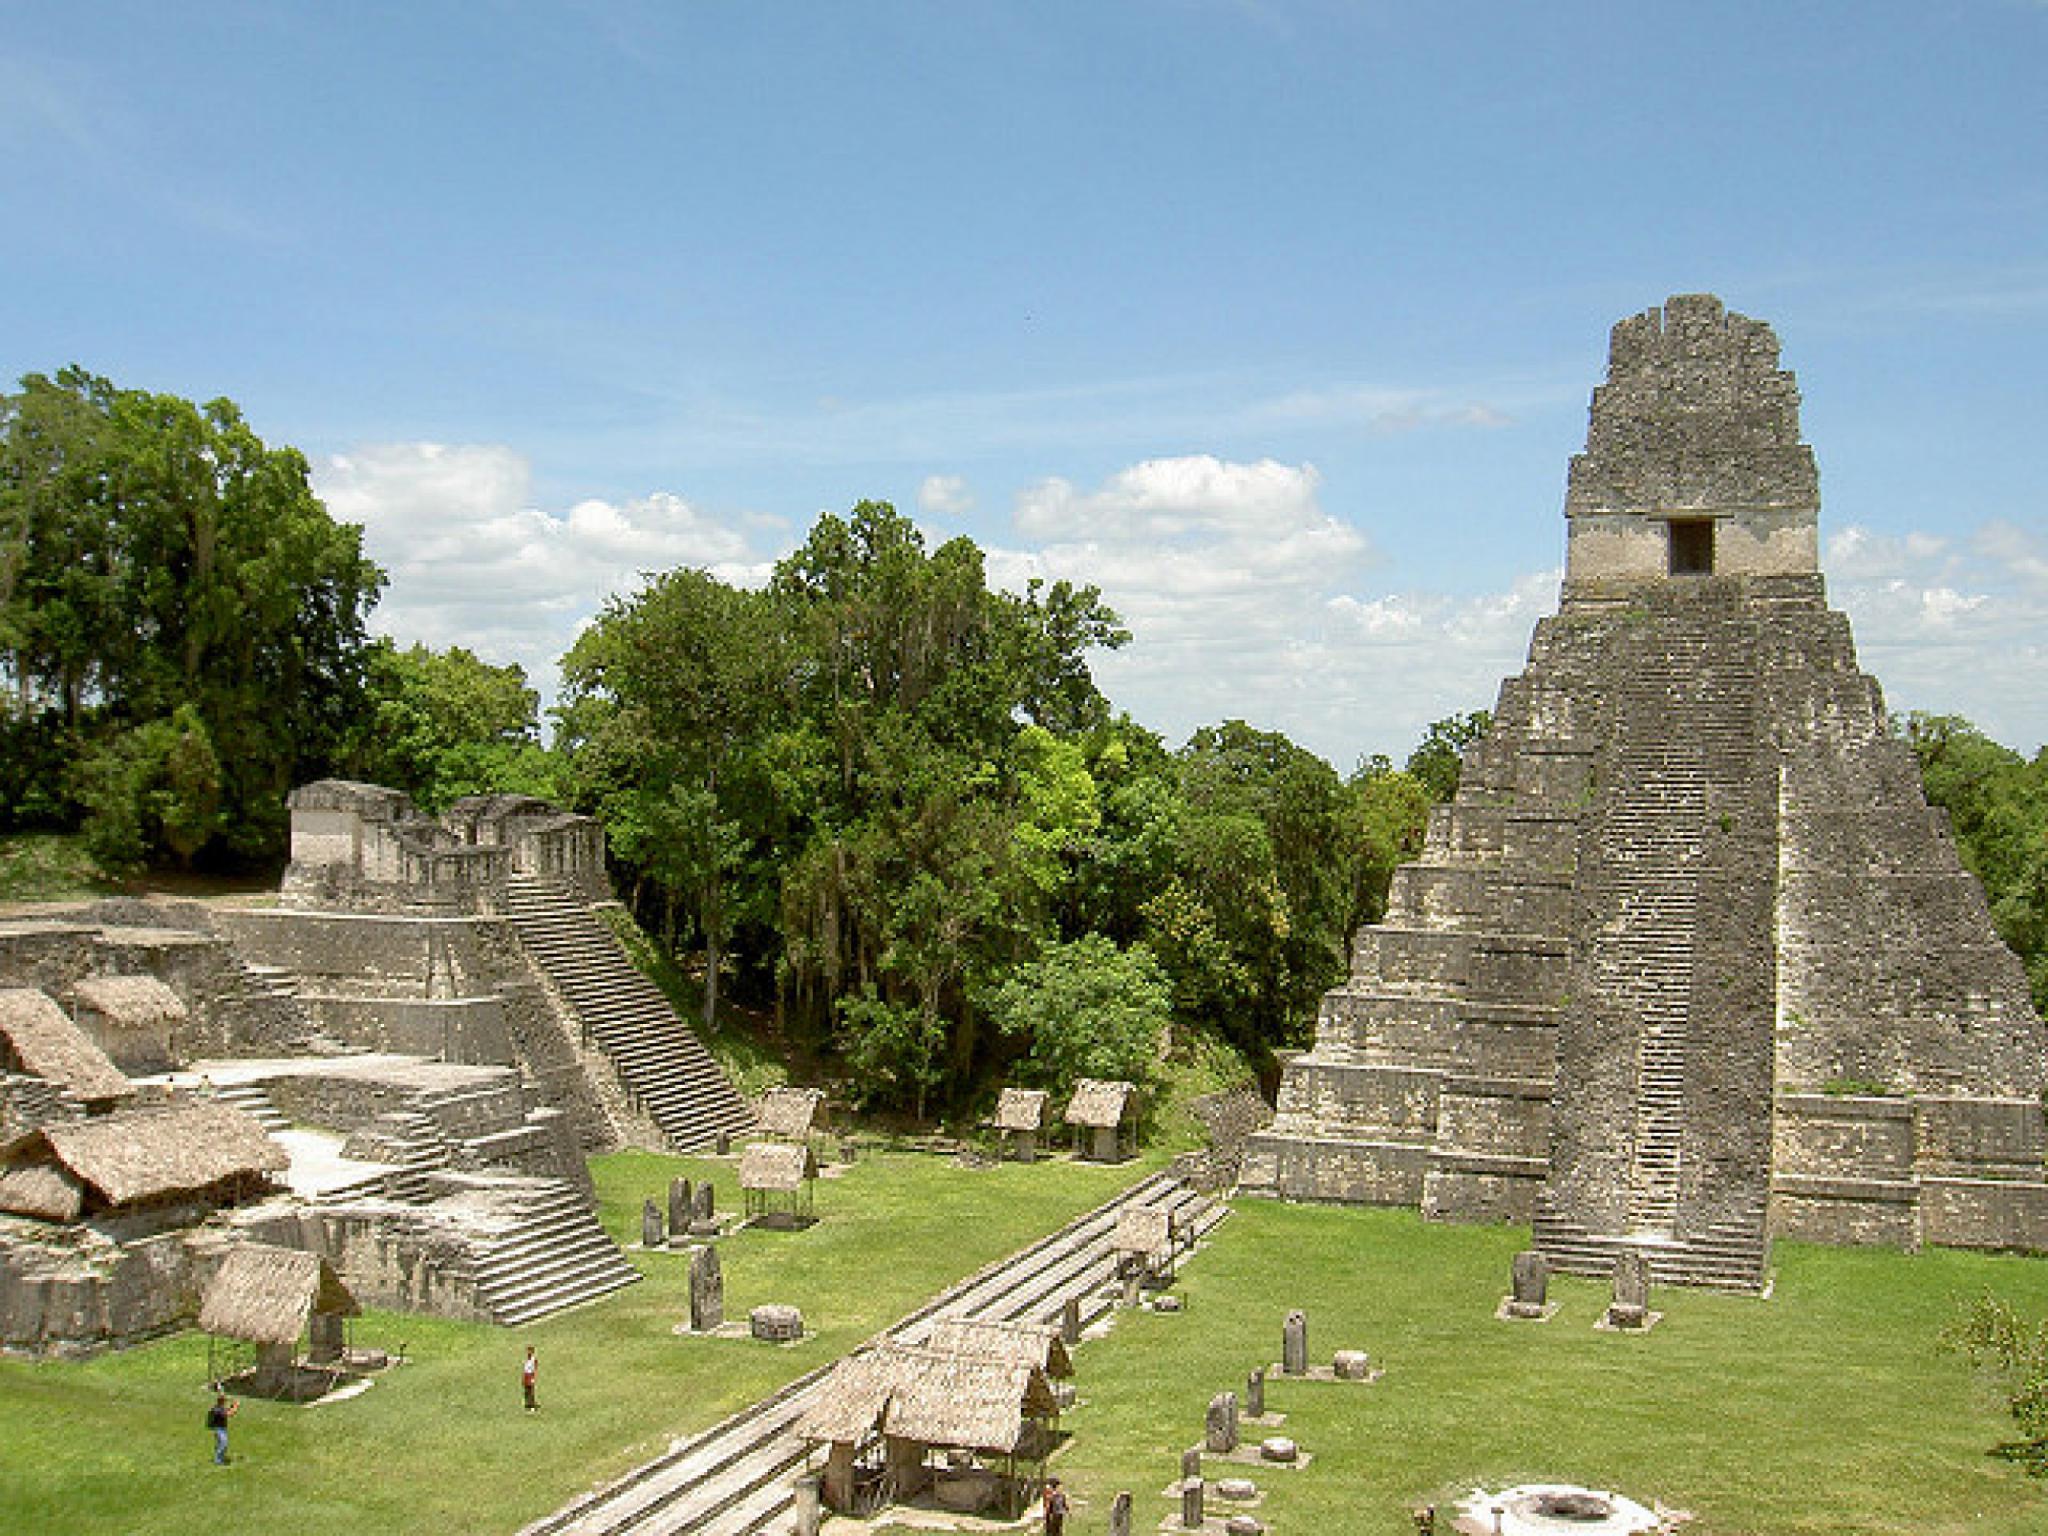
[351,642,554,812]
[560,570,793,1025]
[1900,713,2048,1013]
[1343,761,1431,936]
[1142,721,1354,1057]
[1405,709,1492,803]
[0,368,384,863]
[983,933,1173,1102]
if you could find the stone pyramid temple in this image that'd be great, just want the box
[1239,294,2048,1289]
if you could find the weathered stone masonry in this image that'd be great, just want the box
[1241,295,2048,1288]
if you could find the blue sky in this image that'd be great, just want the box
[4,1,2046,765]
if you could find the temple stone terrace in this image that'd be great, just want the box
[1240,294,2048,1290]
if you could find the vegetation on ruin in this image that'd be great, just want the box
[1901,712,2048,1014]
[0,1147,1142,1536]
[0,830,120,903]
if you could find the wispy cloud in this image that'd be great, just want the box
[315,443,774,710]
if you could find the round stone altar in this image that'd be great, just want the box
[1455,1484,1660,1535]
[749,1303,804,1342]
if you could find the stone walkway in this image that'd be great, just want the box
[519,1167,1226,1536]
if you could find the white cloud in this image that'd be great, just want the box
[917,474,975,516]
[315,442,770,715]
[1828,519,2048,750]
[992,454,1538,765]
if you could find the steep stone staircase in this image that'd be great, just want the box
[1543,591,1773,1288]
[502,876,754,1153]
[210,1080,293,1136]
[470,1179,641,1326]
[1531,1204,1770,1291]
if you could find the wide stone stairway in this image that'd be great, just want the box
[504,876,755,1153]
[518,1170,1226,1536]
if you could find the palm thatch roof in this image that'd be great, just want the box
[0,989,133,1104]
[0,1162,84,1222]
[925,1317,1074,1379]
[1063,1078,1134,1129]
[756,1086,824,1139]
[71,974,188,1027]
[993,1088,1047,1132]
[739,1140,818,1192]
[200,1243,358,1346]
[1112,1205,1173,1259]
[795,1342,1057,1455]
[0,1099,287,1212]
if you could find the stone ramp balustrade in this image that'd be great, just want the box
[503,877,755,1154]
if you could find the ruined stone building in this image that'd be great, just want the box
[1,784,756,1353]
[1241,295,2048,1288]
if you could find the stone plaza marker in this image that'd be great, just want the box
[1246,1365,1265,1418]
[642,1197,664,1250]
[1206,1390,1239,1453]
[1109,1489,1133,1536]
[1282,1309,1307,1376]
[689,1243,723,1333]
[1604,1250,1653,1331]
[1504,1250,1550,1320]
[1240,294,2048,1288]
[668,1177,692,1236]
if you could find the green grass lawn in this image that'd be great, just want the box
[9,1160,2048,1536]
[0,1148,1138,1536]
[868,1199,2048,1536]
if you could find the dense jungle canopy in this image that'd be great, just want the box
[6,371,2046,1112]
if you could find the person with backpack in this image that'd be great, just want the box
[206,1392,237,1465]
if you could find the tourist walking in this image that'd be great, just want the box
[206,1391,237,1464]
[1041,1476,1069,1534]
[521,1345,538,1411]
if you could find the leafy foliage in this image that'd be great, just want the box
[1943,1293,2048,1469]
[983,933,1173,1101]
[0,368,384,864]
[1900,713,2048,1013]
[348,641,555,813]
[1404,708,1492,803]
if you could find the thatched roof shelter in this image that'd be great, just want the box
[0,1099,286,1216]
[992,1088,1047,1133]
[796,1342,1059,1456]
[925,1317,1074,1379]
[740,1140,818,1193]
[757,1085,825,1139]
[71,975,188,1029]
[1063,1078,1134,1130]
[0,1162,84,1222]
[0,988,133,1105]
[200,1243,359,1347]
[1113,1205,1173,1261]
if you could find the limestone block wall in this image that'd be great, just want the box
[300,996,510,1063]
[312,1208,490,1323]
[0,1226,197,1357]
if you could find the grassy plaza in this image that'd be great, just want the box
[5,1145,2048,1535]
